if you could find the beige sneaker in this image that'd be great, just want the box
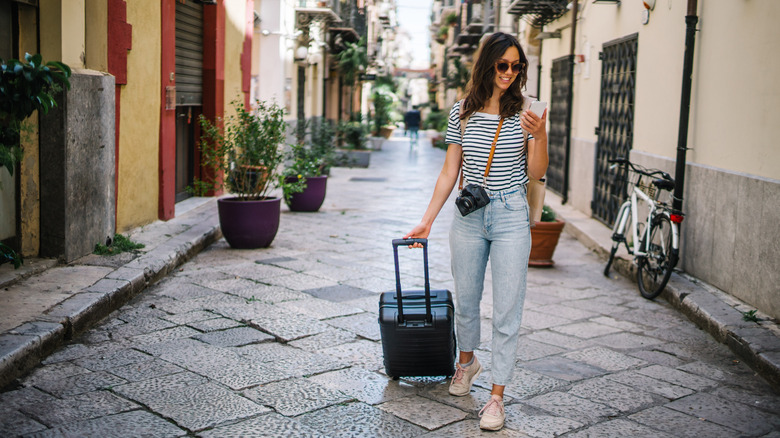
[479,394,505,431]
[448,356,482,396]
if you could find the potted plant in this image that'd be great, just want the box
[336,38,368,86]
[192,100,288,249]
[529,205,565,267]
[443,12,458,27]
[435,26,449,44]
[334,117,370,168]
[446,57,471,92]
[281,119,336,212]
[371,90,394,144]
[335,38,368,117]
[0,53,71,268]
[425,108,448,150]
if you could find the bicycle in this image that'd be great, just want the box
[603,158,685,299]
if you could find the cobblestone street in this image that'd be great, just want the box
[2,135,779,437]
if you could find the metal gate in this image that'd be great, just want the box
[592,34,638,225]
[175,0,203,106]
[175,0,204,201]
[545,55,571,196]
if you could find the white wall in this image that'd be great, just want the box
[539,0,780,180]
[536,0,780,319]
[687,0,780,180]
[256,0,296,110]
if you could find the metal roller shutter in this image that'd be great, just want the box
[175,0,203,106]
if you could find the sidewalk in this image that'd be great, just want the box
[0,198,223,389]
[545,192,780,391]
[0,132,778,436]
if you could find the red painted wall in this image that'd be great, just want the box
[241,0,254,107]
[202,0,226,196]
[107,0,132,226]
[158,0,176,220]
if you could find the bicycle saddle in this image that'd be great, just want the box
[652,178,675,191]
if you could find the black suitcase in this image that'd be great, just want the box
[379,238,456,379]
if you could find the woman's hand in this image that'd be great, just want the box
[521,109,548,140]
[403,223,431,248]
[522,109,549,180]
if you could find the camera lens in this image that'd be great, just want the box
[462,198,473,209]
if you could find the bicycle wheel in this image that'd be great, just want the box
[604,202,631,276]
[636,214,678,299]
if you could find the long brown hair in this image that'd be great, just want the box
[461,32,528,120]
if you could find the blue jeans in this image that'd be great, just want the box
[449,186,531,386]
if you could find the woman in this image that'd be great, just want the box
[403,32,547,431]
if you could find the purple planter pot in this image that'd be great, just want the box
[217,196,281,249]
[285,175,327,212]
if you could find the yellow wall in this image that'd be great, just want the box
[224,0,248,111]
[40,0,86,68]
[116,0,161,231]
[85,0,108,71]
[688,1,780,179]
[38,0,61,63]
[540,0,780,180]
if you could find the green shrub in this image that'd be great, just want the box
[540,205,557,222]
[94,234,145,256]
[424,110,448,132]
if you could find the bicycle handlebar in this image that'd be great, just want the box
[608,157,673,181]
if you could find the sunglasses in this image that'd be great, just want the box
[494,61,524,74]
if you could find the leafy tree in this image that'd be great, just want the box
[446,57,470,91]
[0,53,71,179]
[336,37,368,85]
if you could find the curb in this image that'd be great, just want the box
[0,201,222,390]
[546,192,780,392]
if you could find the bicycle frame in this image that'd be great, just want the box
[616,184,679,259]
[604,158,682,299]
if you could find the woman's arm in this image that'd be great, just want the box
[521,109,549,180]
[403,143,463,246]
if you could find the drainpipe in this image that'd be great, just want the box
[562,0,577,205]
[672,0,698,213]
[536,25,543,99]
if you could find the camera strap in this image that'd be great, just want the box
[458,115,504,190]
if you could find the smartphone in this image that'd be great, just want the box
[529,101,547,117]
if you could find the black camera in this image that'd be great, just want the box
[455,184,490,216]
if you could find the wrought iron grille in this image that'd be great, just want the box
[506,0,569,26]
[592,34,638,225]
[545,56,571,196]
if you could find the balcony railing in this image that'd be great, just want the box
[295,0,341,27]
[329,0,366,44]
[506,0,568,26]
[341,0,366,37]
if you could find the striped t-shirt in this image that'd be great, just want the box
[445,100,532,191]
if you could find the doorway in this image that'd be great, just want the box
[174,0,204,202]
[592,34,638,225]
[546,55,573,196]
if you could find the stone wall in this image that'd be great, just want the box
[40,69,116,262]
[631,150,780,320]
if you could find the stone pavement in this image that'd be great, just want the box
[1,133,779,437]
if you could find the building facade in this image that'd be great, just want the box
[1,0,252,262]
[429,0,780,320]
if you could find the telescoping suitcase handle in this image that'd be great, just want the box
[391,238,432,324]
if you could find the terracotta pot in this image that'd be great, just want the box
[218,196,280,249]
[379,126,394,139]
[529,219,565,267]
[285,175,327,212]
